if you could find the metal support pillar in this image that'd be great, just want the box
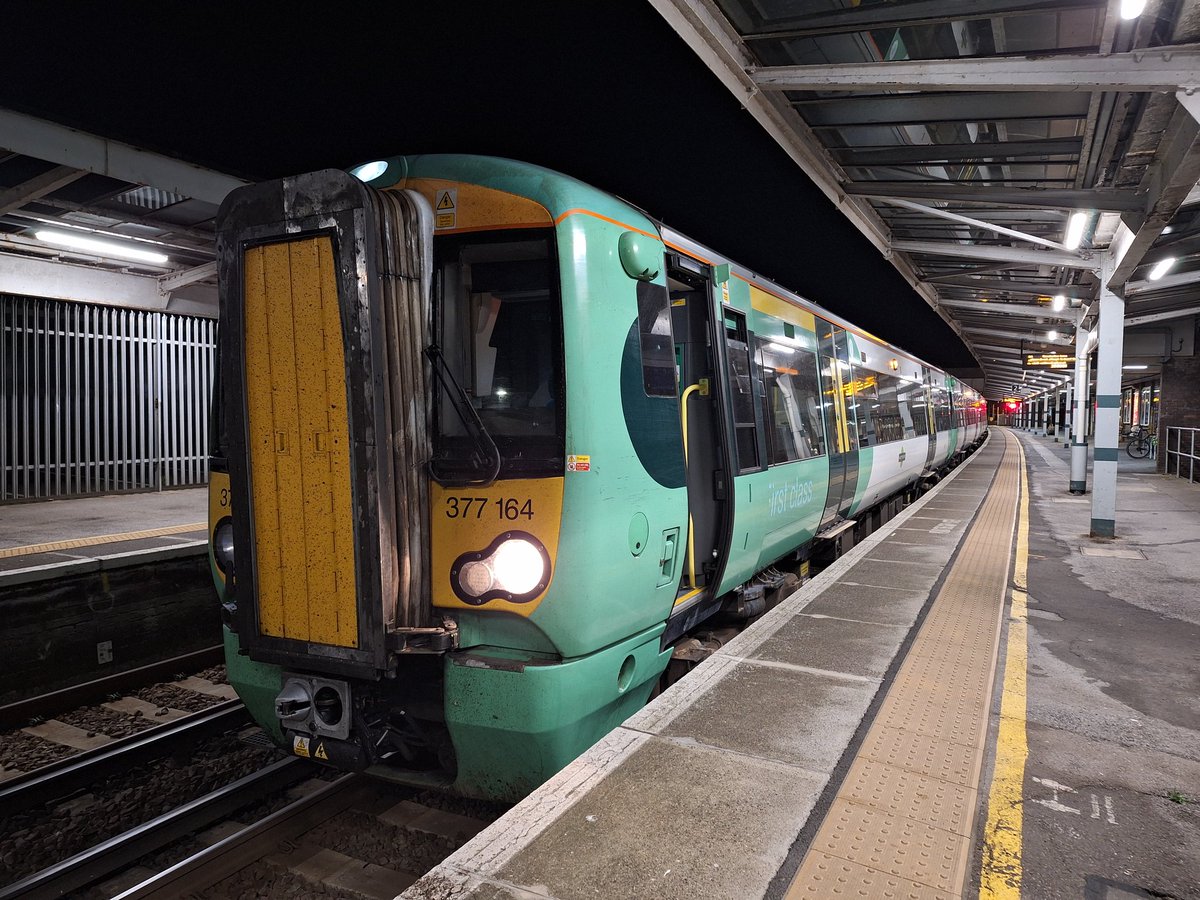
[1057,384,1072,443]
[1070,328,1091,493]
[1091,254,1126,536]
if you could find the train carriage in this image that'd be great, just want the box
[208,155,984,801]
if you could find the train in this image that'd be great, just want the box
[207,155,985,801]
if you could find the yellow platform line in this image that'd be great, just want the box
[0,523,207,559]
[785,432,1022,899]
[979,437,1030,899]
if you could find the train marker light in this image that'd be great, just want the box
[213,518,235,575]
[349,160,388,182]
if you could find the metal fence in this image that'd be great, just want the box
[1,294,215,501]
[1164,426,1200,484]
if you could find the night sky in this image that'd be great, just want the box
[0,2,976,370]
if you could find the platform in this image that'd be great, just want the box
[402,429,1200,900]
[0,488,207,586]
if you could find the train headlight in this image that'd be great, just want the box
[450,531,551,605]
[213,517,235,575]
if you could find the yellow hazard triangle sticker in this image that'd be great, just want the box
[315,742,329,761]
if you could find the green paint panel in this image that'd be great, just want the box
[223,627,284,741]
[718,457,829,593]
[1096,395,1122,408]
[1094,447,1120,461]
[525,214,689,660]
[846,446,875,517]
[445,626,670,800]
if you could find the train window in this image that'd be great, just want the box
[845,367,877,446]
[931,384,953,432]
[636,281,676,397]
[757,338,825,463]
[895,376,929,437]
[433,230,563,476]
[868,372,905,444]
[723,309,761,472]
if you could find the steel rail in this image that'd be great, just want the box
[0,699,248,817]
[113,774,368,899]
[0,757,311,900]
[0,644,223,729]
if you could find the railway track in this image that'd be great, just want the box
[0,700,249,818]
[113,775,495,900]
[0,757,311,899]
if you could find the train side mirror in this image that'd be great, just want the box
[619,231,661,281]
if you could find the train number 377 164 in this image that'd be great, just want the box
[445,497,534,521]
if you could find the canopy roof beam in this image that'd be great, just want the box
[877,197,1071,251]
[751,46,1200,92]
[845,182,1143,212]
[0,107,247,205]
[0,166,86,216]
[891,240,1098,269]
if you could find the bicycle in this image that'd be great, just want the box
[1126,424,1153,458]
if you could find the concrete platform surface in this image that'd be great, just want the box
[0,488,207,583]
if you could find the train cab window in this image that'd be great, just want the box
[433,230,563,476]
[723,309,761,472]
[757,338,825,463]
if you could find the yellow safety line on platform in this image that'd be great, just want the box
[0,523,207,559]
[979,437,1030,899]
[784,432,1021,899]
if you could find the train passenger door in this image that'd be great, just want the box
[668,255,732,598]
[816,325,859,531]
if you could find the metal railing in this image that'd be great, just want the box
[1164,426,1200,484]
[1,295,215,501]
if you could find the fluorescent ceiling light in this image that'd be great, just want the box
[1047,330,1059,341]
[1063,211,1089,250]
[1148,257,1177,281]
[1123,364,1148,370]
[1051,294,1066,311]
[35,229,169,265]
[1120,0,1147,18]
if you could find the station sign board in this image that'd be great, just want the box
[1025,352,1075,370]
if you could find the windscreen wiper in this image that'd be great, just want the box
[424,343,502,487]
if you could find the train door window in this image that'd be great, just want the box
[757,338,825,463]
[931,383,953,432]
[870,372,905,444]
[723,309,761,472]
[636,281,676,397]
[846,366,877,446]
[896,376,928,437]
[433,230,563,476]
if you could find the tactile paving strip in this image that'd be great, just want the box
[786,434,1020,898]
[0,522,206,558]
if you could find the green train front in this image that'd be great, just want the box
[207,155,985,802]
[209,157,692,800]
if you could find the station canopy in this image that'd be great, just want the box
[652,0,1200,398]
